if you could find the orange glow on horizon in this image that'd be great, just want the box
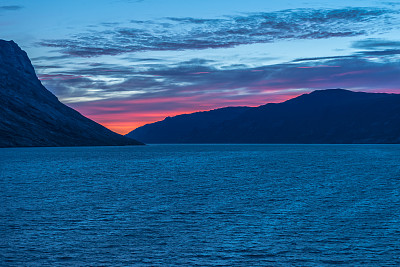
[101,121,149,135]
[70,92,304,135]
[86,110,211,135]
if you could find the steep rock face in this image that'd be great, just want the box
[0,40,143,147]
[127,89,400,144]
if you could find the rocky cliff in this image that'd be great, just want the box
[0,40,143,147]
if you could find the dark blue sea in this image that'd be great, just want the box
[1,144,400,266]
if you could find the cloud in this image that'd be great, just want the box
[350,38,400,56]
[38,7,398,57]
[41,50,400,106]
[0,5,23,11]
[37,33,400,134]
[57,52,400,134]
[292,56,356,62]
[352,38,400,49]
[40,56,400,134]
[382,2,400,7]
[31,55,71,61]
[360,49,400,56]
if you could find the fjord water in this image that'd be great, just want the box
[1,145,400,266]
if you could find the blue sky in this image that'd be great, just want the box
[1,0,400,133]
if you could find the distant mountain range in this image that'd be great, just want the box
[0,40,142,147]
[2,40,399,146]
[127,89,400,144]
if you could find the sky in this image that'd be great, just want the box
[1,0,400,134]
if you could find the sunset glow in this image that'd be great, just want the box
[2,0,400,134]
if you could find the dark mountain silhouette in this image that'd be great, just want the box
[127,89,400,144]
[0,40,142,147]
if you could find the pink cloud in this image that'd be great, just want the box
[297,65,341,69]
[190,72,211,75]
[332,70,373,77]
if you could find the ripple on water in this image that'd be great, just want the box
[1,144,400,266]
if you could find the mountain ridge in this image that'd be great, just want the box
[0,40,143,147]
[127,89,400,144]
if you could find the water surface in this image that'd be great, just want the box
[1,144,400,266]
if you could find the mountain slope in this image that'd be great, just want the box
[0,40,143,147]
[127,89,400,144]
[128,106,251,143]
